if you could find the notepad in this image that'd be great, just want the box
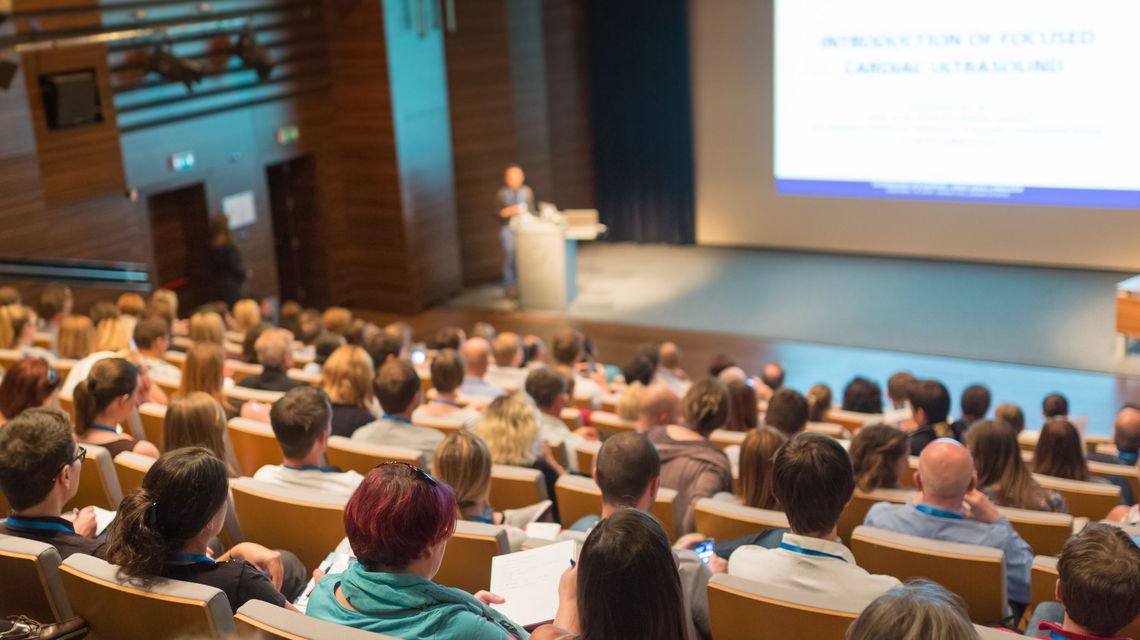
[92,507,116,536]
[525,522,563,541]
[292,551,353,613]
[489,540,576,627]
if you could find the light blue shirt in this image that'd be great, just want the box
[864,501,1033,604]
[460,376,506,399]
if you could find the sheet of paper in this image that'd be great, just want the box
[525,522,562,541]
[92,507,116,536]
[489,539,575,627]
[292,551,353,612]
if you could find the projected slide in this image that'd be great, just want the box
[774,0,1140,208]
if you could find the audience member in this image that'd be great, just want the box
[906,379,965,455]
[654,341,691,397]
[1043,393,1070,419]
[146,289,179,333]
[278,301,302,335]
[412,349,482,429]
[37,284,72,351]
[735,427,788,509]
[707,354,736,378]
[134,316,182,383]
[303,331,345,375]
[296,308,323,345]
[0,286,18,306]
[760,362,785,392]
[968,419,1066,512]
[232,298,261,333]
[995,402,1026,434]
[648,379,733,534]
[635,388,681,436]
[106,448,305,612]
[353,359,444,458]
[723,379,759,432]
[363,327,403,370]
[552,328,608,406]
[305,463,527,638]
[0,304,50,359]
[189,310,226,345]
[320,345,377,438]
[0,408,104,559]
[850,424,910,493]
[865,438,1033,609]
[842,376,883,414]
[956,383,991,428]
[458,336,506,398]
[617,381,644,421]
[177,341,238,418]
[428,325,465,351]
[240,321,270,364]
[73,358,159,458]
[1089,405,1140,505]
[522,334,546,367]
[92,315,133,353]
[0,357,61,425]
[471,321,496,342]
[885,370,916,417]
[806,383,832,423]
[765,387,809,437]
[476,393,561,518]
[847,580,978,640]
[255,386,363,497]
[56,315,95,360]
[239,328,304,392]
[1025,523,1140,640]
[486,331,528,390]
[162,392,234,474]
[1034,418,1102,485]
[527,367,593,472]
[321,307,353,335]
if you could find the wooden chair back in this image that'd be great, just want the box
[66,444,123,511]
[138,402,167,450]
[652,487,680,542]
[411,414,466,434]
[589,411,638,437]
[235,599,398,639]
[489,464,548,511]
[554,474,602,528]
[559,407,582,431]
[707,574,859,640]
[58,394,77,423]
[230,479,348,571]
[693,498,788,541]
[228,360,262,384]
[575,439,602,474]
[0,534,74,623]
[434,520,509,594]
[709,429,747,450]
[824,408,879,434]
[1033,473,1121,520]
[227,418,282,477]
[325,436,425,475]
[837,488,914,544]
[996,506,1074,557]
[0,348,22,371]
[1087,461,1140,505]
[113,451,156,498]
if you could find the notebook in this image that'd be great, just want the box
[489,540,576,627]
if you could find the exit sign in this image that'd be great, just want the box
[169,151,195,172]
[276,125,300,145]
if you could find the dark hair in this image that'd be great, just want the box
[88,301,121,326]
[522,336,544,364]
[760,363,785,391]
[805,383,832,423]
[739,427,787,510]
[551,328,584,366]
[105,448,230,578]
[850,424,909,492]
[0,409,75,510]
[577,509,687,640]
[1033,418,1089,482]
[270,386,333,459]
[429,349,465,394]
[994,403,1025,434]
[967,420,1051,511]
[707,354,735,378]
[1043,393,1069,418]
[364,330,404,369]
[345,463,457,571]
[1057,523,1140,637]
[374,359,420,414]
[427,326,464,351]
[74,358,138,435]
[773,433,854,535]
[37,285,72,321]
[909,379,950,425]
[622,354,657,387]
[886,371,916,405]
[842,377,883,414]
[132,316,170,351]
[525,367,567,409]
[681,378,729,437]
[241,322,271,364]
[765,388,809,436]
[959,384,990,423]
[723,380,759,432]
[313,332,345,366]
[595,432,660,506]
[0,357,61,420]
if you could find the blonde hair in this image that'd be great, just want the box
[254,328,293,369]
[57,315,95,359]
[321,345,375,407]
[116,293,146,317]
[178,342,234,412]
[188,311,225,345]
[93,317,132,353]
[148,289,179,325]
[232,299,260,333]
[433,430,494,516]
[492,332,522,367]
[163,392,228,465]
[618,382,644,421]
[322,307,353,334]
[476,394,538,466]
[0,304,35,349]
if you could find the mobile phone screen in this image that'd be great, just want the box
[694,540,716,564]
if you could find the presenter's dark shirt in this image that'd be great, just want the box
[210,243,246,306]
[495,186,535,225]
[2,515,108,560]
[163,559,286,613]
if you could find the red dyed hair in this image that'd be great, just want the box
[0,357,61,420]
[345,464,457,571]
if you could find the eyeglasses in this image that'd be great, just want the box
[57,446,86,475]
[377,461,438,486]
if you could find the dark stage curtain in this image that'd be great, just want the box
[586,0,695,244]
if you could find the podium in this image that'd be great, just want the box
[515,209,604,310]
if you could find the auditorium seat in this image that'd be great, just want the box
[570,396,593,411]
[824,408,880,434]
[162,350,187,367]
[235,599,398,639]
[709,429,747,450]
[588,411,637,437]
[0,534,75,623]
[230,478,347,572]
[61,553,235,639]
[1032,473,1120,520]
[286,368,321,387]
[58,394,76,423]
[693,498,789,541]
[706,574,861,640]
[575,438,602,473]
[805,422,851,439]
[559,406,582,430]
[837,488,915,544]
[227,418,281,477]
[434,520,509,595]
[0,348,22,371]
[489,464,548,511]
[152,376,181,399]
[851,525,1007,624]
[138,402,167,450]
[547,440,568,470]
[224,386,285,407]
[554,474,603,528]
[228,360,262,385]
[1028,554,1058,625]
[1086,460,1140,504]
[325,436,426,474]
[65,444,122,511]
[113,451,156,497]
[995,506,1075,557]
[52,358,77,382]
[902,456,920,488]
[411,414,466,434]
[1018,430,1040,452]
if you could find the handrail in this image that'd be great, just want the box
[0,256,150,290]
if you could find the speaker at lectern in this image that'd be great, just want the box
[514,205,605,310]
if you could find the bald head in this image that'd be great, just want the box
[917,439,975,501]
[461,337,491,377]
[659,342,681,370]
[638,385,680,431]
[1115,407,1140,453]
[717,366,747,384]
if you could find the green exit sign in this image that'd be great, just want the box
[276,125,300,145]
[168,151,195,172]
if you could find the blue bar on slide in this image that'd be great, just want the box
[775,178,1140,209]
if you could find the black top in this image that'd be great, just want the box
[2,515,107,560]
[330,403,376,439]
[210,243,246,306]
[495,186,535,225]
[163,559,286,613]
[908,421,967,456]
[237,367,305,393]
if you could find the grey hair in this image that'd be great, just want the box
[847,580,978,640]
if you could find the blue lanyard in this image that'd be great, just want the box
[283,464,338,473]
[385,415,413,425]
[89,424,119,435]
[778,541,848,563]
[1047,632,1069,640]
[6,516,75,534]
[432,399,462,409]
[1119,451,1139,465]
[169,552,215,564]
[915,504,964,520]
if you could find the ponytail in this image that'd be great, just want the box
[105,488,168,577]
[73,358,138,434]
[73,379,97,434]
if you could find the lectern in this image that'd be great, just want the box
[515,209,604,310]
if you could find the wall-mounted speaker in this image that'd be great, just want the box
[39,69,103,130]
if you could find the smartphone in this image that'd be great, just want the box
[694,539,716,564]
[745,377,755,388]
[412,349,427,366]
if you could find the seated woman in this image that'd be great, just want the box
[715,426,787,509]
[1034,418,1113,487]
[846,580,977,640]
[163,392,238,475]
[231,299,261,335]
[476,393,562,522]
[0,357,62,425]
[0,304,55,360]
[177,342,240,420]
[850,424,911,493]
[305,462,528,639]
[723,379,759,432]
[967,419,1066,512]
[806,383,832,424]
[240,322,271,364]
[533,509,688,640]
[189,311,226,346]
[321,345,377,438]
[73,358,160,459]
[433,430,551,549]
[56,315,95,360]
[105,447,305,612]
[411,349,482,430]
[648,379,734,535]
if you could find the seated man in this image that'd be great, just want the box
[0,408,105,559]
[637,384,681,434]
[551,328,608,408]
[353,359,445,458]
[410,349,481,430]
[457,336,506,398]
[728,433,900,608]
[1026,523,1140,640]
[763,388,809,438]
[653,341,691,398]
[133,315,182,383]
[526,367,596,473]
[253,386,363,497]
[238,328,305,392]
[905,379,966,455]
[1089,405,1140,505]
[865,438,1033,611]
[485,331,529,391]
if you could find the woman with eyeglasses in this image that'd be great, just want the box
[73,358,160,459]
[305,462,529,639]
[0,357,62,425]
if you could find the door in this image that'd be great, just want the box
[147,184,212,310]
[266,155,324,306]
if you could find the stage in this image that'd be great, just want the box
[441,243,1140,436]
